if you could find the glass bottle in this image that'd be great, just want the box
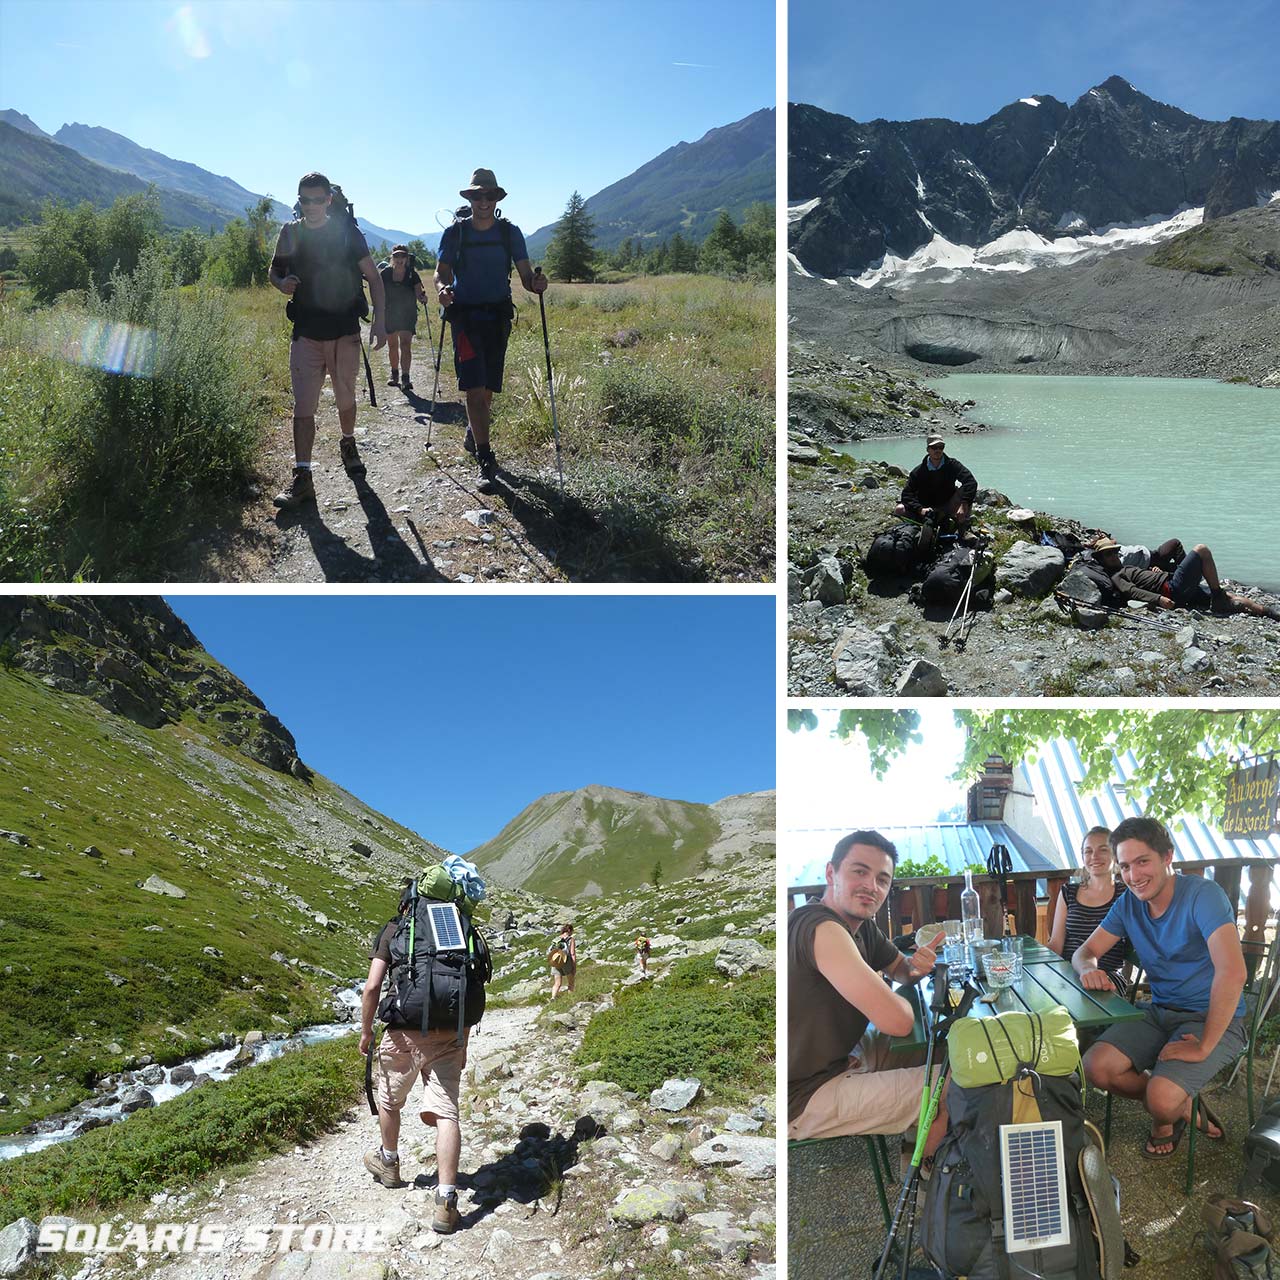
[961,868,982,944]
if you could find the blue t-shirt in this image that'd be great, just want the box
[438,220,528,305]
[1099,874,1244,1016]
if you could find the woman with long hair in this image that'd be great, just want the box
[548,922,576,999]
[1049,826,1129,993]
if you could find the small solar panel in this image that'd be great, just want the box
[1000,1120,1071,1253]
[426,902,466,951]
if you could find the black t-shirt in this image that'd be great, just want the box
[281,216,370,341]
[370,918,397,964]
[788,903,899,1120]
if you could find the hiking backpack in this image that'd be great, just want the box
[1242,1095,1280,1196]
[921,545,993,606]
[377,877,492,1045]
[864,521,931,579]
[919,1010,1125,1280]
[285,184,369,322]
[1068,553,1123,606]
[451,211,515,279]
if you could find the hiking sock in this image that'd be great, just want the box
[294,461,313,470]
[382,1148,398,1163]
[436,1184,456,1198]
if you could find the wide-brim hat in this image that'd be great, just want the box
[461,168,507,200]
[1092,536,1122,554]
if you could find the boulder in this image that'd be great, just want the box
[139,875,185,898]
[0,1218,37,1279]
[119,1087,154,1113]
[1058,565,1103,608]
[995,542,1065,598]
[169,1063,196,1085]
[266,1255,396,1280]
[688,1133,776,1179]
[1182,647,1213,674]
[608,1186,687,1227]
[650,1078,701,1112]
[832,623,898,695]
[895,659,947,697]
[714,938,771,978]
[805,555,846,606]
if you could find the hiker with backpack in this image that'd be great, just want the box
[379,245,429,391]
[893,434,978,530]
[548,922,576,998]
[1072,816,1247,1160]
[788,831,947,1153]
[635,935,651,977]
[270,172,387,511]
[434,168,547,495]
[1091,535,1280,619]
[358,866,492,1233]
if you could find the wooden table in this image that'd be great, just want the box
[888,936,1143,1056]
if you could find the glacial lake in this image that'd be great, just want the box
[843,374,1280,591]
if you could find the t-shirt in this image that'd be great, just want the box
[1099,874,1244,1016]
[370,919,397,964]
[278,216,371,340]
[438,219,528,305]
[1061,880,1130,991]
[788,903,899,1120]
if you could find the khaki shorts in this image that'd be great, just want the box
[789,1033,928,1141]
[290,333,360,415]
[374,1027,467,1124]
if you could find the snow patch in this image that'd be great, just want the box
[787,252,812,278]
[915,172,926,198]
[1019,97,1041,107]
[1261,189,1280,205]
[854,206,1204,289]
[788,197,820,224]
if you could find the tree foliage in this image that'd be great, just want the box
[789,708,1280,826]
[600,203,773,281]
[545,190,596,283]
[202,196,277,288]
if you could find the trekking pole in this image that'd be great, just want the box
[534,267,565,497]
[425,307,446,451]
[941,556,978,649]
[360,335,377,409]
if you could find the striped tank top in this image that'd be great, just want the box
[1062,881,1129,994]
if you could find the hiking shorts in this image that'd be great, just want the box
[385,303,418,337]
[1167,549,1213,609]
[290,333,360,416]
[374,1026,468,1124]
[450,306,511,393]
[789,1034,929,1141]
[1095,1005,1246,1097]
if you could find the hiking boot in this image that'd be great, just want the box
[362,1147,405,1189]
[272,467,315,510]
[432,1189,461,1234]
[1265,606,1280,622]
[476,447,497,495]
[401,377,413,393]
[340,435,366,477]
[387,370,399,386]
[1211,589,1236,616]
[463,427,477,457]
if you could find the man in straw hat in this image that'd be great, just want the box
[434,169,546,494]
[893,434,977,531]
[1092,535,1279,619]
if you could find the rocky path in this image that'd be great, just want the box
[189,354,575,584]
[77,998,778,1280]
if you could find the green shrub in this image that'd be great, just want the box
[0,1036,363,1220]
[578,953,773,1097]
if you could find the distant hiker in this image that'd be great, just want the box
[635,934,652,976]
[270,172,387,510]
[1092,536,1279,619]
[360,876,491,1234]
[434,169,547,494]
[893,435,978,530]
[548,922,576,998]
[380,245,428,391]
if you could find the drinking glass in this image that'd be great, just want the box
[981,950,1016,991]
[1001,935,1024,982]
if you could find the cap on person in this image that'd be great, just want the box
[461,169,507,200]
[926,434,945,448]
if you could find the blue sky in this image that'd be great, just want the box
[169,595,775,853]
[1,0,774,236]
[790,0,1280,124]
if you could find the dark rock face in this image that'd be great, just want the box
[0,598,303,777]
[790,77,1280,277]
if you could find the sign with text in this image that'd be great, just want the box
[1223,757,1280,839]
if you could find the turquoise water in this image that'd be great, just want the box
[845,374,1279,590]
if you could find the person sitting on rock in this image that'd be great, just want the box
[893,435,977,530]
[1092,537,1279,619]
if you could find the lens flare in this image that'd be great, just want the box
[33,314,158,378]
[169,4,212,59]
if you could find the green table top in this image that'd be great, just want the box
[890,944,1142,1055]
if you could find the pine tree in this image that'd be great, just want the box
[545,190,596,283]
[699,209,746,276]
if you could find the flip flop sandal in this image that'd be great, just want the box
[1143,1117,1186,1160]
[1196,1098,1227,1141]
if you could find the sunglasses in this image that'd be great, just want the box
[927,444,945,452]
[298,195,329,206]
[470,193,498,203]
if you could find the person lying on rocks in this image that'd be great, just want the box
[893,434,977,530]
[1092,536,1279,619]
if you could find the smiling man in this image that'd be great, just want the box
[893,434,977,530]
[1072,815,1247,1160]
[788,830,944,1147]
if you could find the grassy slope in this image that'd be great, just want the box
[0,666,433,1133]
[1147,204,1280,277]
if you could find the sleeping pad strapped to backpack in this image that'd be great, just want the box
[919,1008,1125,1280]
[377,876,492,1046]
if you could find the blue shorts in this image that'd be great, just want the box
[450,305,511,393]
[1096,1004,1246,1096]
[1167,550,1212,609]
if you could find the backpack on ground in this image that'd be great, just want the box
[864,521,932,579]
[919,1009,1125,1280]
[1069,553,1123,607]
[377,875,492,1045]
[921,545,994,606]
[1242,1095,1280,1196]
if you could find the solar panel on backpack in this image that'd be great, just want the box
[999,1120,1072,1253]
[426,902,466,952]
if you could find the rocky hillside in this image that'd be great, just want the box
[790,77,1280,278]
[1147,200,1280,276]
[468,784,776,900]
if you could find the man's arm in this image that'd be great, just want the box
[269,226,297,294]
[358,956,387,1054]
[358,255,387,348]
[952,458,978,501]
[1159,921,1247,1062]
[1072,924,1124,990]
[900,466,925,517]
[513,257,547,294]
[884,942,937,987]
[1112,568,1176,609]
[812,920,915,1037]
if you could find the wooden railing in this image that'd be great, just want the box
[787,857,1278,951]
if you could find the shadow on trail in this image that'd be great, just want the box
[273,473,449,583]
[413,1118,601,1227]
